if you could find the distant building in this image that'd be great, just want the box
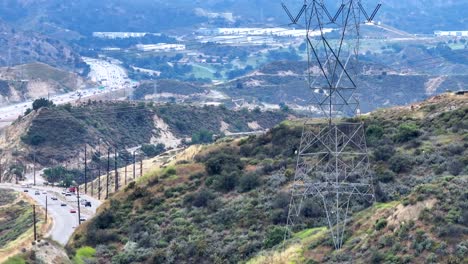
[197,27,327,38]
[93,32,149,39]
[434,31,468,37]
[135,43,186,52]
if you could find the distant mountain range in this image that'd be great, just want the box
[0,0,466,38]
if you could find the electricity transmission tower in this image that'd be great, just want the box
[282,0,381,250]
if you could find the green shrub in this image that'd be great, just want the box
[185,189,214,207]
[205,152,243,175]
[192,129,214,144]
[447,160,463,176]
[140,143,165,157]
[4,256,26,264]
[389,154,411,173]
[366,124,384,145]
[214,172,239,192]
[373,145,395,161]
[238,173,261,192]
[73,246,96,264]
[394,123,421,143]
[263,226,287,248]
[376,169,395,183]
[32,98,54,111]
[375,218,388,230]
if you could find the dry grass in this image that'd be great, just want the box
[0,192,51,263]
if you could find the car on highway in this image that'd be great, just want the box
[70,209,76,213]
[65,193,72,196]
[61,203,67,206]
[84,201,92,207]
[80,218,86,222]
[51,197,58,200]
[24,189,29,192]
[35,191,40,195]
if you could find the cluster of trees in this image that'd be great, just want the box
[140,143,165,158]
[43,166,82,187]
[24,98,55,116]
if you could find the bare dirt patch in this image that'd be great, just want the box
[387,199,437,226]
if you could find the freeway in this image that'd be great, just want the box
[0,183,102,245]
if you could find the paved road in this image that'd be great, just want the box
[0,183,102,245]
[0,87,106,128]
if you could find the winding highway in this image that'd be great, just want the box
[0,183,102,245]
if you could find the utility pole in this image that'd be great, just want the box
[45,195,48,223]
[77,186,81,225]
[0,157,2,183]
[33,153,36,186]
[133,151,136,180]
[140,159,143,178]
[106,148,110,199]
[91,172,94,197]
[98,160,101,200]
[33,205,37,241]
[15,159,18,185]
[84,145,88,194]
[114,148,118,192]
[124,158,128,185]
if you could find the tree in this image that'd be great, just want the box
[191,130,214,144]
[140,143,165,158]
[32,98,54,111]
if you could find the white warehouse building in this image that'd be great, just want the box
[434,31,468,37]
[135,43,186,52]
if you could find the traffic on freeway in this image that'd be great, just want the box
[0,183,101,245]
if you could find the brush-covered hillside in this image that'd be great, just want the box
[0,100,288,182]
[0,63,89,104]
[220,60,468,113]
[66,93,467,263]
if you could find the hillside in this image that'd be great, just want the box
[0,20,87,73]
[219,59,468,113]
[0,101,289,182]
[1,1,466,35]
[66,92,467,263]
[0,63,89,104]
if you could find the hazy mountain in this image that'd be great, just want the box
[0,0,466,36]
[0,19,88,73]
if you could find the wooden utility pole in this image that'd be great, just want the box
[33,205,37,241]
[106,149,110,199]
[124,158,128,185]
[77,186,81,225]
[84,145,88,194]
[133,151,136,180]
[114,148,118,192]
[33,153,36,186]
[140,159,143,178]
[45,196,48,223]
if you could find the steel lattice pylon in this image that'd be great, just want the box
[282,0,381,250]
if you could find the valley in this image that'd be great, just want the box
[0,1,466,263]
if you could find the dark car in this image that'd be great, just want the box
[61,203,67,206]
[84,201,92,207]
[23,189,29,192]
